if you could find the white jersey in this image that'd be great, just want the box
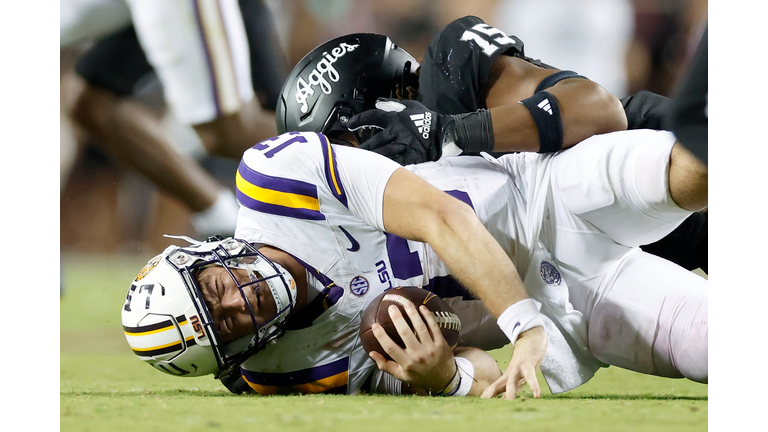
[234,131,575,394]
[234,130,705,394]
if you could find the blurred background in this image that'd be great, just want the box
[59,0,708,259]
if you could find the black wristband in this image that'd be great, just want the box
[519,91,564,153]
[448,109,495,154]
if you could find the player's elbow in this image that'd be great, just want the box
[589,82,628,134]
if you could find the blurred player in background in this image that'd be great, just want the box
[61,0,287,237]
[123,123,707,399]
[278,16,707,274]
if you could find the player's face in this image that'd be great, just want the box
[195,265,278,344]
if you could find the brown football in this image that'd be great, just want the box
[359,286,461,361]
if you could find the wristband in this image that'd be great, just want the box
[434,360,460,396]
[497,299,544,345]
[519,91,564,153]
[442,109,495,155]
[452,356,474,397]
[434,357,474,397]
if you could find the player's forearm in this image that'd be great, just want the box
[489,78,627,153]
[401,348,502,397]
[382,169,529,317]
[426,203,528,317]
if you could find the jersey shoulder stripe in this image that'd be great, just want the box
[241,357,349,395]
[236,158,325,220]
[318,133,348,208]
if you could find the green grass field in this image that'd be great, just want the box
[61,253,707,432]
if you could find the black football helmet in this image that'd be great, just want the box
[276,33,419,142]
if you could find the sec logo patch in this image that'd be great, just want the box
[350,276,369,296]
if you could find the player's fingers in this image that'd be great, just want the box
[402,303,430,344]
[374,98,407,112]
[505,373,522,400]
[347,109,393,129]
[371,322,408,364]
[388,305,421,348]
[481,374,507,399]
[364,139,405,158]
[522,366,541,398]
[368,351,398,375]
[418,305,444,345]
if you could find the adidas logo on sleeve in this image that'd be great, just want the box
[537,98,553,115]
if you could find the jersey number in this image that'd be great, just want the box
[252,132,308,158]
[460,23,516,57]
[383,190,474,281]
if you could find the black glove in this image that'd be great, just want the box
[347,99,456,165]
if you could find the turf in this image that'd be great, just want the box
[60,253,707,432]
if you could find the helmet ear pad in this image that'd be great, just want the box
[276,33,420,139]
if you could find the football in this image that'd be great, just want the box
[359,286,461,360]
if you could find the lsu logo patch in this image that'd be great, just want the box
[135,256,161,281]
[539,261,562,285]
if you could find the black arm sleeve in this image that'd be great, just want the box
[620,90,673,131]
[670,25,708,166]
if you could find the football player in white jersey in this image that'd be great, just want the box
[123,123,707,399]
[122,235,503,397]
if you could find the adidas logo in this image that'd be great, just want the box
[538,98,553,115]
[410,112,433,139]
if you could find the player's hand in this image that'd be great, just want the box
[481,326,547,400]
[347,99,454,165]
[368,302,456,393]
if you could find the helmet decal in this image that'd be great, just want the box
[135,255,160,281]
[276,33,419,138]
[295,41,360,113]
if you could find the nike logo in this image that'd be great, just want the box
[339,226,360,252]
[512,322,521,332]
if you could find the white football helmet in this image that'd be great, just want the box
[121,236,297,378]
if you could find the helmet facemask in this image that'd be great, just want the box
[122,237,297,379]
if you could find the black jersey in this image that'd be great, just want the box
[417,16,554,115]
[415,16,706,274]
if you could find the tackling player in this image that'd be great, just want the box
[123,126,707,399]
[276,16,707,274]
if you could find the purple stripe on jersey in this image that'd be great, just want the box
[319,134,349,208]
[192,0,222,117]
[384,233,423,280]
[241,357,349,387]
[444,190,475,210]
[238,160,319,197]
[236,193,325,220]
[424,275,476,300]
[290,254,336,289]
[236,161,325,220]
[287,284,344,330]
